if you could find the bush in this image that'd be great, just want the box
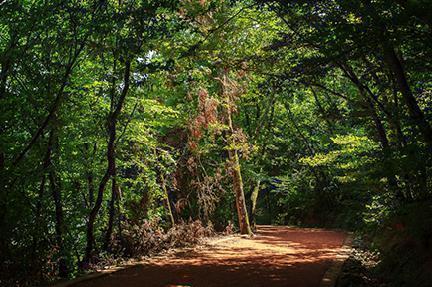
[118,219,214,258]
[373,202,432,287]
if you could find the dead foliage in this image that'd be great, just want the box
[117,219,215,258]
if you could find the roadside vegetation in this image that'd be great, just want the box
[1,1,431,286]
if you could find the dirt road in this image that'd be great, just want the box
[72,226,348,287]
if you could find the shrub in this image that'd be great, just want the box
[117,219,214,258]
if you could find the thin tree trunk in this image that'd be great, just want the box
[339,62,404,199]
[85,170,109,262]
[84,142,96,207]
[390,84,407,147]
[338,62,391,149]
[49,170,68,277]
[366,96,390,148]
[250,177,261,231]
[0,59,12,99]
[226,98,252,236]
[11,41,86,168]
[87,171,95,207]
[0,31,18,99]
[46,122,68,277]
[220,74,252,236]
[104,177,117,251]
[266,191,272,224]
[160,173,175,227]
[228,147,252,235]
[366,97,404,198]
[84,60,131,263]
[31,133,53,270]
[382,44,432,146]
[311,88,334,134]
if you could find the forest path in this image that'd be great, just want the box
[72,226,349,287]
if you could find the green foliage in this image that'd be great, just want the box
[1,0,432,285]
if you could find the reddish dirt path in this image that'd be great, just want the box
[72,226,347,287]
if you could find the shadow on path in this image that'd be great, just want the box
[72,225,347,287]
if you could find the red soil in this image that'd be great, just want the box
[72,225,347,287]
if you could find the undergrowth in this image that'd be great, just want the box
[84,220,215,271]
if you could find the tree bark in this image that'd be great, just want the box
[45,125,68,277]
[311,88,334,134]
[49,169,68,278]
[220,73,252,236]
[160,173,175,227]
[84,60,131,263]
[226,97,252,235]
[0,58,12,99]
[228,147,252,235]
[104,177,117,251]
[382,44,432,147]
[249,177,261,231]
[339,62,405,199]
[0,31,18,99]
[390,84,408,147]
[84,142,96,207]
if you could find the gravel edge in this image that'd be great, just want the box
[319,234,354,287]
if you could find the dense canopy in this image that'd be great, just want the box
[1,0,431,286]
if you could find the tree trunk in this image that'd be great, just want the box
[45,125,68,277]
[160,173,175,227]
[11,41,86,168]
[104,177,117,251]
[339,62,405,199]
[365,96,390,148]
[226,95,252,236]
[382,44,432,146]
[249,178,261,231]
[85,170,110,262]
[219,73,252,236]
[84,142,96,207]
[338,62,391,149]
[390,85,408,147]
[228,148,252,235]
[84,60,131,263]
[310,88,334,133]
[49,170,68,278]
[366,97,404,198]
[0,58,11,99]
[0,31,18,99]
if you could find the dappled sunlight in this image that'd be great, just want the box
[73,226,347,287]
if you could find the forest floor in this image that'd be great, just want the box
[69,226,349,287]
